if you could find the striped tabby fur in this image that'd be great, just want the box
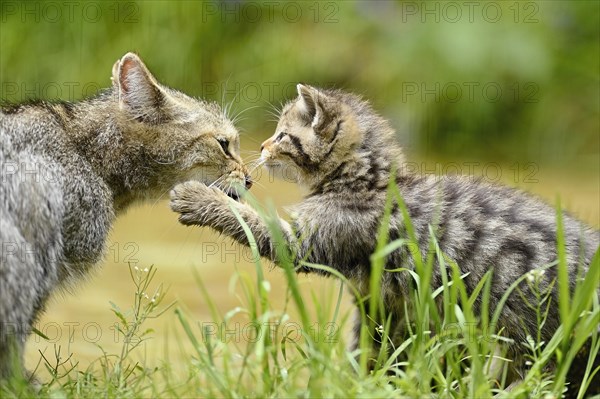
[170,84,599,394]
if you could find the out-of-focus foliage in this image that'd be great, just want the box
[0,0,598,167]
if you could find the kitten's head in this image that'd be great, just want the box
[261,84,402,190]
[111,53,251,200]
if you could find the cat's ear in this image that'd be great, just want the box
[297,84,327,127]
[297,84,337,136]
[297,84,318,118]
[112,52,166,123]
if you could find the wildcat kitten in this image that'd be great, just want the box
[170,84,599,395]
[0,52,250,383]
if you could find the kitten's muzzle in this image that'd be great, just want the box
[260,137,272,153]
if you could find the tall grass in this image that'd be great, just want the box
[2,187,598,398]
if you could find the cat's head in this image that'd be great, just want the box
[111,53,251,200]
[260,84,402,190]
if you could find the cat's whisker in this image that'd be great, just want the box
[246,162,263,171]
[265,106,282,122]
[232,105,261,125]
[266,100,283,118]
[244,157,263,163]
[238,134,264,146]
[225,83,256,122]
[245,160,263,168]
[231,116,249,126]
[150,185,175,209]
[248,157,265,166]
[265,109,280,120]
[208,175,227,189]
[221,74,232,112]
[248,161,266,175]
[246,156,265,165]
[223,181,237,200]
[247,179,267,190]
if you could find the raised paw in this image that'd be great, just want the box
[170,181,227,226]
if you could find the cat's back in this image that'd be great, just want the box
[1,102,73,155]
[398,173,599,273]
[1,103,114,272]
[1,103,74,229]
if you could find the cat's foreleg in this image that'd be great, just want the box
[170,181,293,262]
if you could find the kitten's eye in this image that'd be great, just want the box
[275,132,287,143]
[217,138,230,155]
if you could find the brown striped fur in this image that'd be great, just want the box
[0,52,250,383]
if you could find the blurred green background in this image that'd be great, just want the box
[0,0,598,374]
[1,0,598,166]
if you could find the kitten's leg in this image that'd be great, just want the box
[349,305,406,375]
[170,181,294,262]
[349,308,381,372]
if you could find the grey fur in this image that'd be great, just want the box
[170,84,599,393]
[0,52,250,381]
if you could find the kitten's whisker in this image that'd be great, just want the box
[245,161,263,167]
[250,155,264,162]
[266,100,283,118]
[265,109,281,120]
[244,157,262,163]
[248,160,266,174]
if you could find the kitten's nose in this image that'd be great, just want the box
[245,175,253,189]
[260,139,269,153]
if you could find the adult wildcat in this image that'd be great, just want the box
[0,52,251,383]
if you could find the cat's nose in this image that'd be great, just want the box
[245,175,253,189]
[260,139,269,152]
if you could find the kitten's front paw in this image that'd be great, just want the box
[170,181,227,226]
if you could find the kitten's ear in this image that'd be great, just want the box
[297,84,326,127]
[297,84,337,136]
[297,84,318,118]
[112,52,166,122]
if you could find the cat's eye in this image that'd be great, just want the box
[217,138,230,155]
[275,132,287,143]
